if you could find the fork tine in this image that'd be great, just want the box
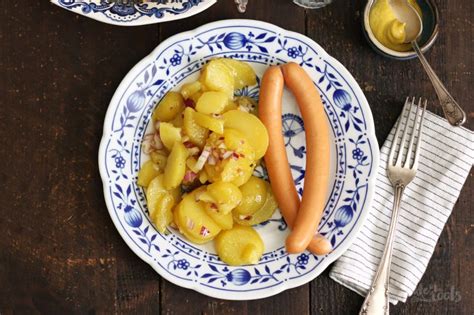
[412,99,427,170]
[395,97,415,167]
[403,98,422,168]
[388,97,410,166]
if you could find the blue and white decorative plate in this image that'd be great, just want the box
[98,20,379,300]
[51,0,216,26]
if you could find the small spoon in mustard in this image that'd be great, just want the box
[393,0,466,126]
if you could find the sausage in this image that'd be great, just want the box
[258,65,332,255]
[281,62,331,254]
[308,233,332,255]
[258,66,300,226]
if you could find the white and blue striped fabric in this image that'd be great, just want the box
[330,105,474,304]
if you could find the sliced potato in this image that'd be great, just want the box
[195,190,215,203]
[180,81,202,99]
[153,92,184,122]
[186,156,199,174]
[200,60,234,99]
[218,58,257,89]
[233,182,277,226]
[146,175,179,233]
[174,188,222,244]
[215,225,264,265]
[222,100,238,113]
[194,111,224,134]
[220,157,255,187]
[150,151,168,170]
[137,160,160,187]
[170,185,182,204]
[203,202,234,230]
[204,163,221,183]
[174,222,211,244]
[146,174,168,210]
[223,110,269,160]
[170,111,184,128]
[206,181,242,214]
[196,91,228,115]
[159,122,182,151]
[151,193,174,233]
[198,170,208,184]
[223,128,255,161]
[163,142,189,189]
[234,176,267,215]
[183,107,209,148]
[146,174,180,208]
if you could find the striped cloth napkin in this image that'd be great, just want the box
[329,105,474,304]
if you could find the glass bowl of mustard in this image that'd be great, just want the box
[363,0,439,60]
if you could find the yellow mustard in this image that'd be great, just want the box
[369,0,422,52]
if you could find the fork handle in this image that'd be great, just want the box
[359,184,404,315]
[412,41,466,127]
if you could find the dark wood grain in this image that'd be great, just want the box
[0,1,161,313]
[0,0,472,314]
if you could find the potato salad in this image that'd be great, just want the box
[137,58,277,266]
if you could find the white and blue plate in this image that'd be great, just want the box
[51,0,216,26]
[98,20,379,300]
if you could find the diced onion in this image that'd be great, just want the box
[222,151,233,159]
[183,170,198,183]
[207,155,217,165]
[142,134,154,154]
[183,141,195,148]
[194,146,211,171]
[200,226,210,237]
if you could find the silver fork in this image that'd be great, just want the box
[359,97,427,315]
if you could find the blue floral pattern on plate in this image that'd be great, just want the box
[51,0,216,26]
[98,20,379,300]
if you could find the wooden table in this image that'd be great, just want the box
[1,0,472,313]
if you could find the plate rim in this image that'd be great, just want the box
[50,0,217,26]
[98,19,380,300]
